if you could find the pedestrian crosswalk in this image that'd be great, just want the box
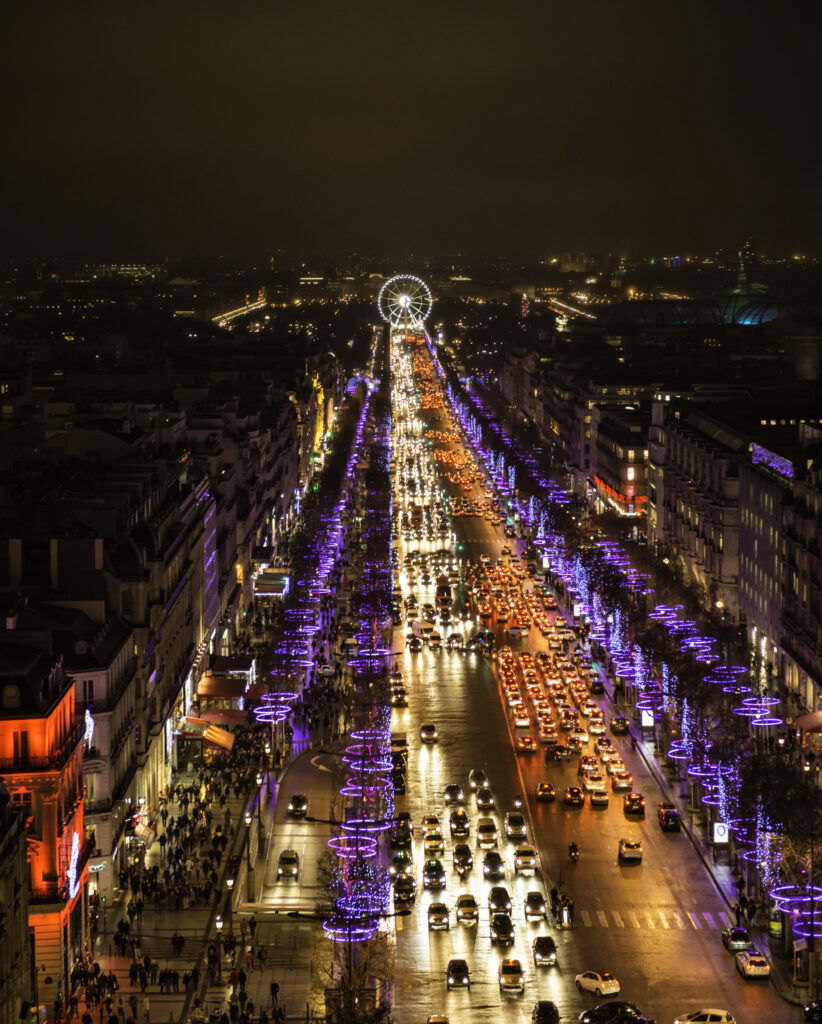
[572,907,733,931]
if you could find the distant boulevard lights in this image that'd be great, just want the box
[378,275,432,328]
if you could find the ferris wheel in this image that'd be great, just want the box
[377,274,433,328]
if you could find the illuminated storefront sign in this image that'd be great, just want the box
[67,832,81,898]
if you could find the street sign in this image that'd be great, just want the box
[712,822,729,845]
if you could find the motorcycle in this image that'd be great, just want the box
[568,845,579,864]
[512,793,523,810]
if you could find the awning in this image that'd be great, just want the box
[197,674,247,698]
[795,710,822,733]
[196,708,248,726]
[183,716,235,749]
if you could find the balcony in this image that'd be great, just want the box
[0,720,84,774]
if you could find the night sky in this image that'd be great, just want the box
[3,1,821,258]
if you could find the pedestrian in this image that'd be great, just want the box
[747,900,757,927]
[739,893,749,914]
[143,997,150,1024]
[733,902,742,926]
[248,915,257,940]
[270,981,279,1006]
[567,898,575,924]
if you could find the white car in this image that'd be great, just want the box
[513,844,537,873]
[498,958,525,991]
[618,838,643,862]
[574,970,620,996]
[455,893,479,924]
[735,950,770,977]
[421,814,441,835]
[673,1012,736,1024]
[583,772,607,793]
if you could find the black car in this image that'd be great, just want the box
[490,912,515,945]
[545,744,575,762]
[532,935,557,966]
[488,885,512,913]
[805,1002,822,1023]
[446,958,471,989]
[423,859,446,890]
[391,769,406,795]
[579,1003,654,1024]
[532,1002,560,1024]
[393,874,416,903]
[589,679,605,695]
[657,802,681,831]
[610,715,630,735]
[453,843,473,871]
[483,851,505,878]
[623,792,646,816]
[391,822,412,848]
[287,793,308,818]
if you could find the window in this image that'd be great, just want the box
[82,679,95,705]
[13,731,29,763]
[627,466,635,481]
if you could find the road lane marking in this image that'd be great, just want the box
[703,912,716,929]
[687,912,701,929]
[581,910,592,927]
[612,911,624,928]
[645,912,656,929]
[628,911,641,928]
[596,910,609,928]
[671,912,685,929]
[658,911,670,929]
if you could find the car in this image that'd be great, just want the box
[389,849,413,877]
[449,808,470,837]
[504,811,527,840]
[391,822,412,848]
[424,830,445,856]
[575,970,621,996]
[477,818,499,849]
[578,755,599,777]
[483,850,505,878]
[446,958,471,989]
[447,632,464,651]
[610,715,630,735]
[428,632,442,650]
[420,812,439,832]
[545,743,574,761]
[390,688,408,707]
[499,958,525,991]
[490,912,515,945]
[393,874,417,902]
[618,838,643,862]
[605,759,627,777]
[420,723,438,743]
[673,1012,736,1024]
[611,771,633,792]
[287,793,308,817]
[532,1002,560,1024]
[276,849,299,878]
[454,893,479,924]
[657,802,681,831]
[579,1003,654,1024]
[427,902,450,930]
[524,891,546,920]
[583,772,607,793]
[536,781,556,801]
[408,636,423,652]
[532,934,558,966]
[488,885,512,913]
[514,844,538,873]
[735,949,770,977]
[453,842,473,871]
[426,1017,448,1024]
[590,790,610,807]
[516,735,538,753]
[423,858,446,889]
[564,786,584,806]
[805,1003,822,1023]
[476,786,495,810]
[623,792,645,816]
[721,926,753,951]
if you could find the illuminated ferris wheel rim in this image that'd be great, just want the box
[378,274,432,328]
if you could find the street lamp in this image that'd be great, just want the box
[215,915,224,984]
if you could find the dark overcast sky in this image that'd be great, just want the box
[2,1,821,258]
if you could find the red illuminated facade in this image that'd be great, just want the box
[0,636,89,1009]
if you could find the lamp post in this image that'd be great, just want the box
[215,915,224,985]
